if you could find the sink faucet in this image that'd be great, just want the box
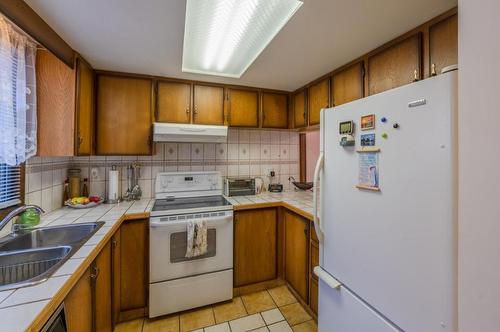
[0,205,44,236]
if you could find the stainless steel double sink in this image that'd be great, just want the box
[0,222,104,291]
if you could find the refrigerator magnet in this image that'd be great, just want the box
[360,114,375,131]
[360,133,375,146]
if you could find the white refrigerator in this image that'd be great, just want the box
[313,71,457,332]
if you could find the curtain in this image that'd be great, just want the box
[0,16,37,166]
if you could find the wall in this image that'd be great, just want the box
[458,1,500,331]
[305,131,320,182]
[24,156,71,213]
[27,128,299,213]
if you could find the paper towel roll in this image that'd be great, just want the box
[108,167,120,203]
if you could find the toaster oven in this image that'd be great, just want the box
[224,178,256,196]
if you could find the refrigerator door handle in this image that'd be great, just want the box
[313,152,325,242]
[314,266,342,290]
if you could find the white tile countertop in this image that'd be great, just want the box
[0,191,313,331]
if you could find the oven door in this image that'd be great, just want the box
[150,210,233,282]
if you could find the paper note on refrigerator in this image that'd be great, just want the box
[358,152,379,189]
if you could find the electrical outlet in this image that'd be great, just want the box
[90,167,99,179]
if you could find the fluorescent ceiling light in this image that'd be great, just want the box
[182,0,303,78]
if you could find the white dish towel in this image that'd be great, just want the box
[185,219,208,258]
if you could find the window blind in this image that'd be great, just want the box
[0,164,21,209]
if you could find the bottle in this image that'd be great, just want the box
[82,178,89,197]
[63,179,70,203]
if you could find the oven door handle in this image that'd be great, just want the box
[150,215,233,228]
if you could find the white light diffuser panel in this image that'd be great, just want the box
[182,0,303,78]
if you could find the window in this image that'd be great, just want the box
[0,164,21,209]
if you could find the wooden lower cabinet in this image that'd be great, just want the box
[284,210,309,302]
[93,241,112,332]
[234,208,278,287]
[65,268,93,332]
[309,277,318,316]
[112,218,149,323]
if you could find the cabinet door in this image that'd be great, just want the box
[93,241,112,332]
[429,14,458,76]
[113,218,148,322]
[284,210,309,302]
[368,33,422,95]
[234,209,277,287]
[331,62,364,107]
[293,90,307,128]
[96,75,153,155]
[36,49,76,156]
[262,92,288,128]
[65,268,92,332]
[193,85,224,125]
[310,277,318,315]
[75,57,94,155]
[308,78,329,126]
[227,88,259,127]
[157,81,191,123]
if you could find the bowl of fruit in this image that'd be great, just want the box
[65,195,103,209]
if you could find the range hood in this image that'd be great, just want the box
[153,123,228,143]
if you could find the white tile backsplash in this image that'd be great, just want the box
[24,129,300,213]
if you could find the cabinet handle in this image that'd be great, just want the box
[431,63,437,76]
[194,106,198,114]
[186,107,190,114]
[90,265,100,280]
[112,239,118,248]
[413,69,419,82]
[77,136,83,147]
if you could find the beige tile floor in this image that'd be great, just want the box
[114,286,317,332]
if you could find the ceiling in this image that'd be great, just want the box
[26,0,457,91]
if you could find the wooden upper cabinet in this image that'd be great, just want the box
[37,50,95,156]
[234,208,277,287]
[156,81,192,124]
[368,33,422,95]
[75,58,94,155]
[331,62,364,107]
[36,49,76,156]
[227,88,259,127]
[96,75,153,155]
[308,78,329,126]
[262,92,288,129]
[293,90,307,128]
[284,210,309,302]
[193,85,224,125]
[429,14,458,76]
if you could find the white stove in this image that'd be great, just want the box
[149,171,234,318]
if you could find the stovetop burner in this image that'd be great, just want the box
[152,195,231,212]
